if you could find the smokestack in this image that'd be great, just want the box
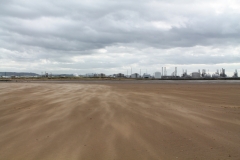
[162,67,163,77]
[175,67,177,77]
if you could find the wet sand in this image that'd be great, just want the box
[0,82,240,160]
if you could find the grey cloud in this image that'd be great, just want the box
[0,0,240,74]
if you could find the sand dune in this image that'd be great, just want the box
[0,82,240,160]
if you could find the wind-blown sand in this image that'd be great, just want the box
[0,82,240,160]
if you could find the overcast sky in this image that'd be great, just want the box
[0,0,240,76]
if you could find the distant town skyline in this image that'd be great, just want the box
[0,0,240,75]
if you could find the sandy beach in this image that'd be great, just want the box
[0,81,240,160]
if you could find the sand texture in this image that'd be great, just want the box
[0,82,240,160]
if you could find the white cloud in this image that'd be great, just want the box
[0,0,240,76]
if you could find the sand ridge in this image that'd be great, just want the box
[0,82,240,160]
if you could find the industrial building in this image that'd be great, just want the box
[113,73,125,78]
[233,70,238,78]
[0,72,39,78]
[201,69,211,78]
[191,72,201,78]
[212,70,220,78]
[220,68,227,77]
[85,73,105,78]
[154,72,161,79]
[85,73,97,77]
[171,67,178,77]
[1,67,239,80]
[182,70,191,78]
[162,67,167,76]
[130,73,140,78]
[142,73,151,78]
[98,73,106,78]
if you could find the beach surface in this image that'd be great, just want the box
[0,81,240,160]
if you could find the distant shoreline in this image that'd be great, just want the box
[1,78,240,84]
[1,77,240,81]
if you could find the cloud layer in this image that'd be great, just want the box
[0,0,240,75]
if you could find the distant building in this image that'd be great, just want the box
[0,72,39,77]
[142,73,151,78]
[233,69,238,78]
[191,72,201,78]
[113,73,125,78]
[85,73,95,77]
[130,73,140,78]
[98,73,106,78]
[161,76,180,79]
[201,69,211,78]
[154,72,161,79]
[212,69,220,78]
[85,73,105,78]
[182,70,191,78]
[125,75,131,78]
[220,68,227,77]
[73,73,79,77]
[1,75,11,78]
